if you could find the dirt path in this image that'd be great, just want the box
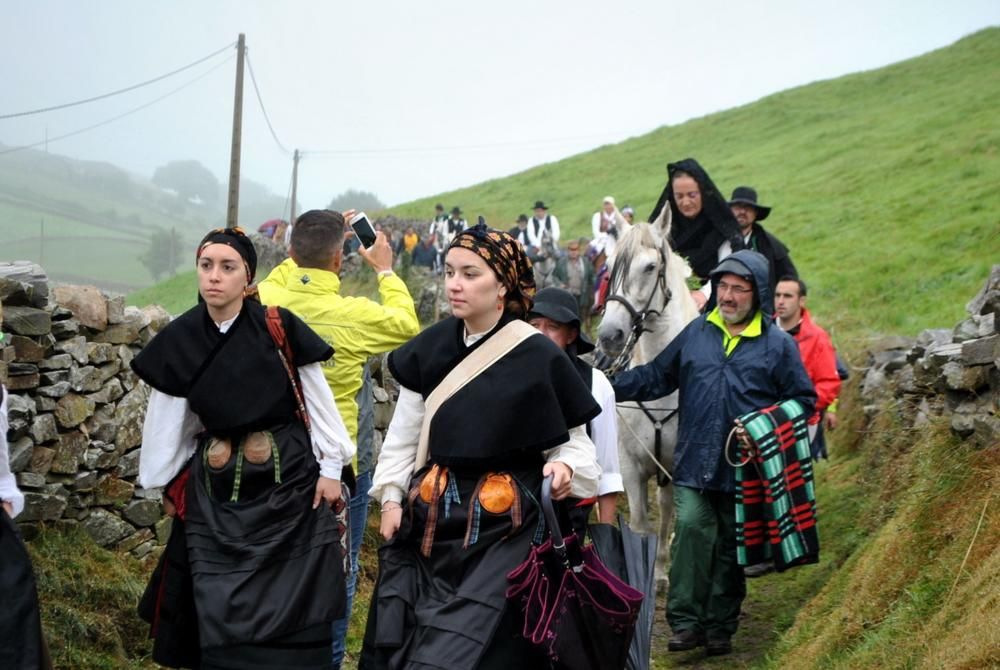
[648,580,782,669]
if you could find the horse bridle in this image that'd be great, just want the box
[603,245,672,377]
[603,242,679,486]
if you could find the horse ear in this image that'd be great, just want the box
[651,203,672,240]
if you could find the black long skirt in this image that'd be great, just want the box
[0,512,50,670]
[360,463,552,670]
[185,421,347,668]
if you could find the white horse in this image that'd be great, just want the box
[597,210,699,583]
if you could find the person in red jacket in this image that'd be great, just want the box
[774,276,841,443]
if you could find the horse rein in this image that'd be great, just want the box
[603,245,672,377]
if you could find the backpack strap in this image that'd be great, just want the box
[265,305,311,433]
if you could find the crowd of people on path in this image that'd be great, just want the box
[0,155,847,669]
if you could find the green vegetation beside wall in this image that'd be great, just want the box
[29,526,156,669]
[388,28,1000,345]
[761,379,999,669]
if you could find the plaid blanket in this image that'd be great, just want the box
[734,399,820,572]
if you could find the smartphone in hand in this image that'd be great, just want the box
[349,212,377,248]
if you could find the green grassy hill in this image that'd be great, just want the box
[388,28,1000,346]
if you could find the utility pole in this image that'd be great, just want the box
[169,227,177,276]
[225,33,246,229]
[289,149,299,226]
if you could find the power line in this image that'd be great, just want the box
[245,51,293,156]
[0,55,235,157]
[0,41,236,120]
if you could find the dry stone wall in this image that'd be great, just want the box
[857,265,1000,448]
[2,260,399,556]
[2,262,173,556]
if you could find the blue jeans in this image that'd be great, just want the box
[331,469,371,668]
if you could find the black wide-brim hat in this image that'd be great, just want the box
[526,287,594,354]
[451,206,463,215]
[533,200,549,210]
[727,186,771,221]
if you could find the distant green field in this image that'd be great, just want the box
[0,148,212,290]
[126,270,198,313]
[387,28,1000,345]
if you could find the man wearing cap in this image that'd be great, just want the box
[553,238,596,329]
[509,214,530,248]
[528,287,623,526]
[612,249,815,657]
[591,196,628,257]
[527,200,561,250]
[728,186,797,293]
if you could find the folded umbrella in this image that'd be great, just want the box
[589,517,657,670]
[506,477,644,670]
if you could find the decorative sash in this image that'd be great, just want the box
[414,319,539,471]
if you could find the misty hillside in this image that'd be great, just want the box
[0,147,291,291]
[389,28,1000,344]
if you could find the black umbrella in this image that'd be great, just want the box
[506,477,644,670]
[590,517,658,670]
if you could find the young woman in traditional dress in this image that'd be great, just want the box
[361,223,601,669]
[132,227,355,670]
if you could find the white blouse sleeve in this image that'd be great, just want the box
[0,387,25,518]
[300,363,356,480]
[369,386,425,505]
[591,371,624,496]
[543,425,601,499]
[138,389,203,489]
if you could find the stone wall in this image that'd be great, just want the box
[856,265,1000,448]
[2,262,172,556]
[2,261,400,556]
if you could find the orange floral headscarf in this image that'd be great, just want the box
[449,220,536,316]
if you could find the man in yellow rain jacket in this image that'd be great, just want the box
[258,208,419,669]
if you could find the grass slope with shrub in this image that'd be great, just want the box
[388,28,1000,346]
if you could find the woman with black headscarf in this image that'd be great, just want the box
[648,158,745,309]
[132,227,356,669]
[361,223,601,670]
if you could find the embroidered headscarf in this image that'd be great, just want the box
[449,220,536,316]
[196,227,258,283]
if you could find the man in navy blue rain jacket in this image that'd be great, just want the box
[613,249,815,657]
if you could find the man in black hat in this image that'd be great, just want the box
[728,186,797,293]
[528,287,622,526]
[527,200,561,250]
[509,214,530,247]
[447,206,467,237]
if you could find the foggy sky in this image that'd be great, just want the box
[2,0,998,212]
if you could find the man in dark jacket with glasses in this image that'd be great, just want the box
[612,249,815,657]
